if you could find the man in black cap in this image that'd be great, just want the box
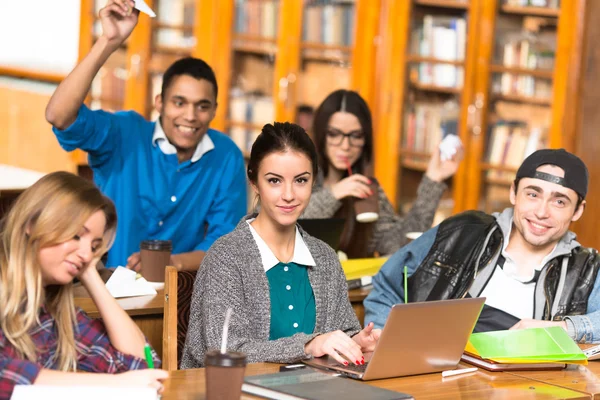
[364,149,600,342]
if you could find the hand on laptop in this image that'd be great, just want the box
[509,319,567,332]
[352,322,381,353]
[304,330,365,366]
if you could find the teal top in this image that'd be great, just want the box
[266,262,316,340]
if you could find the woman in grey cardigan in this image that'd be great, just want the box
[302,90,461,257]
[181,122,380,368]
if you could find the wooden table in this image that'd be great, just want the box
[161,362,589,400]
[75,290,164,357]
[508,361,600,399]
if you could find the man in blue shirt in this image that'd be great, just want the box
[45,0,246,270]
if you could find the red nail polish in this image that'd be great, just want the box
[344,361,348,366]
[361,360,365,365]
[356,360,360,365]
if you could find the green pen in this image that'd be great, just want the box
[404,266,408,304]
[144,344,154,369]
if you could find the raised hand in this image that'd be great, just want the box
[425,144,463,183]
[330,174,373,200]
[304,330,365,366]
[99,0,139,49]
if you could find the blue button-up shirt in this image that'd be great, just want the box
[53,105,247,267]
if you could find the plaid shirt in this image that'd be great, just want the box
[0,306,160,399]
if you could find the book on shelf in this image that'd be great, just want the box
[485,121,545,183]
[496,32,555,99]
[235,0,279,38]
[403,99,459,158]
[302,1,355,46]
[242,368,413,400]
[411,15,466,88]
[503,0,560,8]
[228,90,274,153]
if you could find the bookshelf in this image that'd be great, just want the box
[71,0,380,163]
[373,0,585,218]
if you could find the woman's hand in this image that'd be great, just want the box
[99,0,139,50]
[352,322,381,353]
[304,330,365,366]
[330,174,373,200]
[78,257,103,287]
[425,144,463,183]
[112,369,169,394]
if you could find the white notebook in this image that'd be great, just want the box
[11,386,157,400]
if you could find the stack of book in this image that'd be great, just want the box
[234,0,279,38]
[410,15,466,88]
[485,121,545,183]
[403,100,459,156]
[228,91,275,153]
[303,1,355,46]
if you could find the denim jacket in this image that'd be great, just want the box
[364,208,600,343]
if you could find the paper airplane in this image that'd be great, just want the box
[134,0,156,18]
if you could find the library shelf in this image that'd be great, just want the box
[406,55,465,66]
[489,65,554,79]
[410,81,462,94]
[400,158,429,172]
[225,119,266,131]
[152,22,194,31]
[480,162,519,173]
[499,5,560,18]
[0,67,64,84]
[490,93,552,107]
[414,0,470,10]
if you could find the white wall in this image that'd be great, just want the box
[0,0,80,75]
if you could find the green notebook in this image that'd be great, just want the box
[465,326,587,364]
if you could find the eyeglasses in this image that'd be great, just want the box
[326,128,365,148]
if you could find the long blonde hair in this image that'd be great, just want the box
[0,171,117,370]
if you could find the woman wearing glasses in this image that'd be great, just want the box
[302,90,461,257]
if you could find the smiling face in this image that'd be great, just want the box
[252,150,314,228]
[325,111,365,172]
[510,164,585,253]
[38,210,106,286]
[154,75,217,162]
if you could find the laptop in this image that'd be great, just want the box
[303,297,486,380]
[297,218,345,250]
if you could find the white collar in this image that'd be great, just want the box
[246,219,317,272]
[152,119,214,163]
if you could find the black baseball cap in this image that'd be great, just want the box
[516,149,588,199]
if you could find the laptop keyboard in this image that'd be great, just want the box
[336,362,369,373]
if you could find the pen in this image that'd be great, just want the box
[144,344,154,369]
[441,367,477,378]
[404,266,408,304]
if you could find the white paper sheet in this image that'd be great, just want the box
[134,0,156,17]
[105,267,157,298]
[11,385,157,400]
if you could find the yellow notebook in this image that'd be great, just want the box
[341,257,388,281]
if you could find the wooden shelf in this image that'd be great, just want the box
[91,96,123,108]
[301,42,352,52]
[152,22,194,31]
[149,53,182,74]
[414,0,469,10]
[410,81,462,94]
[401,158,429,171]
[489,64,554,79]
[407,55,464,66]
[233,33,277,44]
[480,162,518,173]
[301,48,351,63]
[225,119,265,131]
[484,176,514,186]
[500,5,560,18]
[153,45,193,56]
[233,41,278,56]
[491,93,552,106]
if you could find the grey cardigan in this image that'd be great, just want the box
[302,174,447,255]
[180,215,362,368]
